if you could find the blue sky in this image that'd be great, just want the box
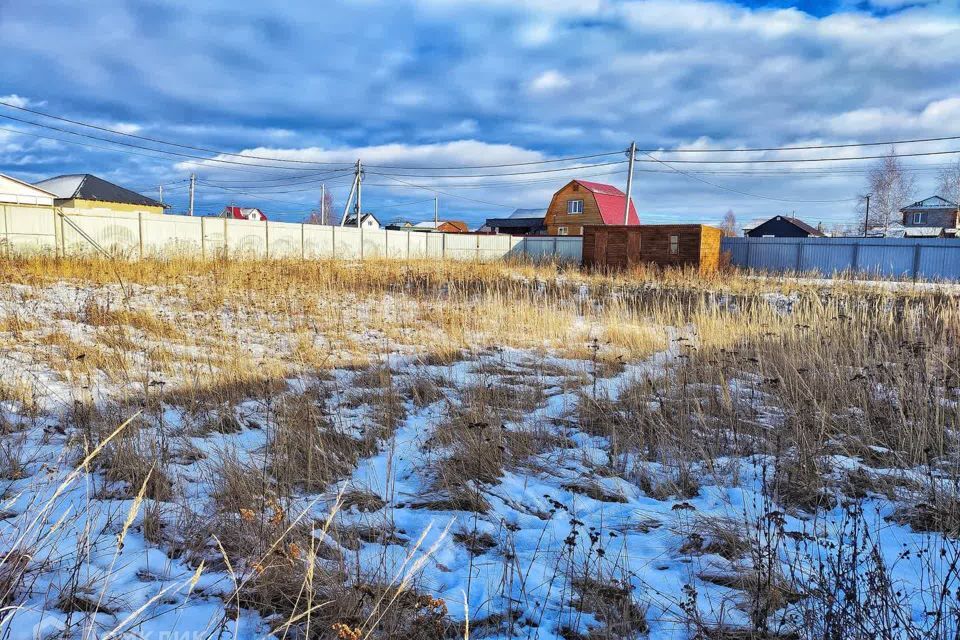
[1,0,959,228]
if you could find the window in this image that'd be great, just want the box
[913,212,926,225]
[557,226,569,236]
[669,235,679,255]
[567,199,584,214]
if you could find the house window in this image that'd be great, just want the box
[557,226,569,236]
[669,235,679,255]
[913,212,926,225]
[567,200,584,214]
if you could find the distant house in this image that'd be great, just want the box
[900,196,958,237]
[0,173,56,206]
[543,180,638,236]
[743,215,824,238]
[220,206,267,221]
[481,208,546,235]
[410,220,469,233]
[34,174,165,215]
[343,212,381,229]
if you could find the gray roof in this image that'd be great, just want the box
[34,174,164,208]
[902,195,958,211]
[508,208,546,219]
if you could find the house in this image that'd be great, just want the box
[481,208,546,235]
[543,180,638,236]
[0,173,56,207]
[744,215,824,238]
[343,212,381,229]
[34,174,165,215]
[220,206,268,221]
[582,224,724,272]
[900,196,958,237]
[409,220,469,233]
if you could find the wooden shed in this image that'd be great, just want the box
[582,224,724,272]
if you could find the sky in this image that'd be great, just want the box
[1,0,960,228]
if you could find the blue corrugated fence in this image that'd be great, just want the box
[721,237,960,281]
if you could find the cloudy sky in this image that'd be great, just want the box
[1,0,960,227]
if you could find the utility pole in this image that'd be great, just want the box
[158,185,163,205]
[623,141,636,225]
[434,196,439,225]
[863,194,871,237]
[355,160,363,228]
[320,183,326,224]
[188,174,196,217]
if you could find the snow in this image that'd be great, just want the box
[0,279,956,639]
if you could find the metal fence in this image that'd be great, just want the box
[722,236,960,281]
[0,204,584,263]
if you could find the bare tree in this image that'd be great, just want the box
[858,148,915,234]
[305,189,335,225]
[719,209,737,236]
[936,159,960,204]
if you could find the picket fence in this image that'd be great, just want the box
[0,204,583,262]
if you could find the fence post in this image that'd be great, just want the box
[795,241,803,273]
[442,232,446,259]
[912,242,922,281]
[851,241,860,274]
[223,217,229,260]
[331,225,336,259]
[301,223,306,259]
[360,226,364,260]
[406,230,411,260]
[265,220,270,260]
[138,211,144,259]
[52,207,60,257]
[3,206,9,258]
[201,217,207,260]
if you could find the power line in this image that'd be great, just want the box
[371,173,515,209]
[368,160,627,179]
[372,198,438,209]
[0,100,352,166]
[0,112,353,171]
[0,100,634,170]
[639,151,858,203]
[641,134,960,154]
[7,99,960,171]
[637,148,960,164]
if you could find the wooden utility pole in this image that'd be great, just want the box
[188,174,196,216]
[623,141,636,225]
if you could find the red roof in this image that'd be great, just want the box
[574,180,640,225]
[223,206,268,221]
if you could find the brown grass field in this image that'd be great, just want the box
[0,256,957,640]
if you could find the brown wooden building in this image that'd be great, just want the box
[582,224,724,272]
[543,180,639,236]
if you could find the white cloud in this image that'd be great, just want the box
[528,70,571,93]
[0,94,38,108]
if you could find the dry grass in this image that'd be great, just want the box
[0,256,958,638]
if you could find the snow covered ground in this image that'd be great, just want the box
[0,268,957,640]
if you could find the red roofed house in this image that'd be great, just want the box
[543,180,639,236]
[220,206,268,221]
